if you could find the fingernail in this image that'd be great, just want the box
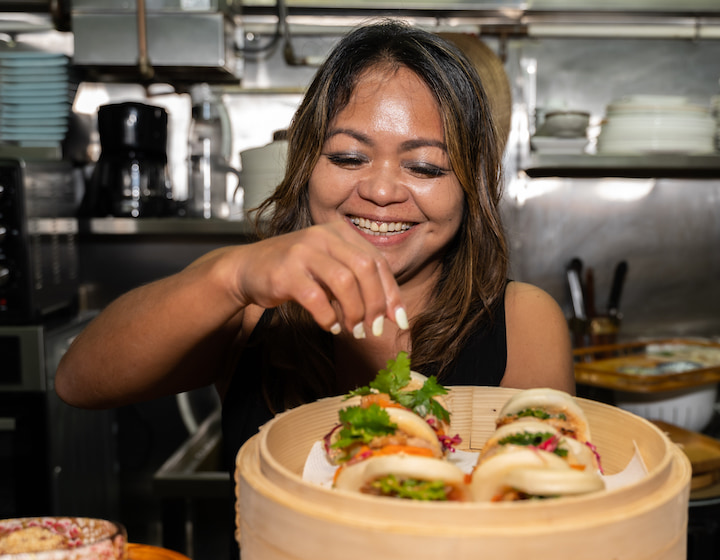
[330,322,342,335]
[372,316,384,337]
[395,307,409,330]
[352,322,366,339]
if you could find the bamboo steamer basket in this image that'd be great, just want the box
[235,387,691,560]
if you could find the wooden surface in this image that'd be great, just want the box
[574,338,720,392]
[651,420,720,495]
[128,543,191,560]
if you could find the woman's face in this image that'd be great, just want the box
[308,65,464,286]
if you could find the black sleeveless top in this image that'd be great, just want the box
[221,287,509,476]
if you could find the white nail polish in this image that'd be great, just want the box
[352,322,366,339]
[395,307,409,330]
[330,322,342,335]
[372,316,384,337]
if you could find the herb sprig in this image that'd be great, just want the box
[347,351,450,422]
[331,404,397,450]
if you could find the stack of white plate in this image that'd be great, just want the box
[0,43,71,148]
[597,95,716,155]
[712,95,720,152]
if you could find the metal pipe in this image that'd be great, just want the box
[136,0,155,80]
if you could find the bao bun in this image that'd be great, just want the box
[480,417,599,472]
[384,407,444,457]
[325,405,444,464]
[496,388,591,442]
[406,371,431,391]
[334,454,467,500]
[470,446,604,502]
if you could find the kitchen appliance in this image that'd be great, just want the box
[81,102,174,218]
[188,84,239,220]
[71,0,242,84]
[0,313,119,520]
[238,131,287,215]
[0,158,80,325]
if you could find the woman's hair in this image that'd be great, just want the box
[253,18,508,406]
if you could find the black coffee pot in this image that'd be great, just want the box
[81,102,174,218]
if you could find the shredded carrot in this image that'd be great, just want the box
[332,466,343,485]
[360,393,405,409]
[372,445,435,457]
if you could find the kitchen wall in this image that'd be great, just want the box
[502,36,720,339]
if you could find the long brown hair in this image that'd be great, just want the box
[252,19,508,407]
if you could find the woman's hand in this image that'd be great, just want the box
[234,220,408,338]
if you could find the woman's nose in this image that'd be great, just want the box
[356,162,409,206]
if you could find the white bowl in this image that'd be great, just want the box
[614,384,718,432]
[537,111,590,138]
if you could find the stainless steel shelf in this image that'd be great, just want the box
[523,153,720,178]
[80,217,257,236]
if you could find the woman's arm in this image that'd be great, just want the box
[55,246,249,408]
[55,221,405,409]
[501,281,575,395]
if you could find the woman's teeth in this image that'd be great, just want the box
[351,217,413,235]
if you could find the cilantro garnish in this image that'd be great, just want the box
[347,351,450,422]
[513,408,567,421]
[331,404,397,450]
[498,432,569,458]
[349,351,412,397]
[370,474,449,501]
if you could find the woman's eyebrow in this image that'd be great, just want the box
[400,138,447,152]
[326,128,373,146]
[325,129,446,153]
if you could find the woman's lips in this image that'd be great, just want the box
[350,216,414,236]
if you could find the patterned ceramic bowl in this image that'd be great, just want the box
[0,517,127,560]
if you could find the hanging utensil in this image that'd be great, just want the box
[607,261,628,318]
[585,267,596,320]
[567,257,586,321]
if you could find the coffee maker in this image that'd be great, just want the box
[80,102,174,218]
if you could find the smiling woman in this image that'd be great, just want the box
[308,65,465,287]
[54,19,574,548]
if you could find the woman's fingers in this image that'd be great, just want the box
[319,222,408,336]
[238,221,406,336]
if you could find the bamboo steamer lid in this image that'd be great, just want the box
[437,33,513,156]
[235,387,691,560]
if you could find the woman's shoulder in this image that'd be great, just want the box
[504,281,564,319]
[504,280,569,341]
[502,280,575,393]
